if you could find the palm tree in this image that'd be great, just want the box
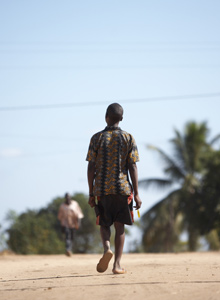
[140,121,220,252]
[199,150,220,250]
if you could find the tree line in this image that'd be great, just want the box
[5,193,102,254]
[1,121,220,254]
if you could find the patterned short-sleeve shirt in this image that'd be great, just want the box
[86,126,139,196]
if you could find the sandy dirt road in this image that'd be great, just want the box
[0,252,220,300]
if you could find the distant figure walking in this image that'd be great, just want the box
[86,103,142,274]
[58,193,84,256]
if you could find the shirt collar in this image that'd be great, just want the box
[104,126,121,131]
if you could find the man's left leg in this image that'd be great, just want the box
[65,227,73,256]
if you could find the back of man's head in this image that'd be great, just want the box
[106,103,123,123]
[65,193,71,205]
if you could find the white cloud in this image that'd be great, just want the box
[0,148,22,158]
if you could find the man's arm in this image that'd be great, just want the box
[128,163,142,209]
[57,205,63,221]
[87,161,96,207]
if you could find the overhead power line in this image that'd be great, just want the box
[1,41,220,45]
[1,41,220,54]
[1,64,220,70]
[0,92,219,112]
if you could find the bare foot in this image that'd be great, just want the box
[112,268,127,274]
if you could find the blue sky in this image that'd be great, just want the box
[0,1,220,249]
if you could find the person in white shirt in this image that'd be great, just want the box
[58,193,84,256]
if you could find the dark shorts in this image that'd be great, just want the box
[96,194,133,226]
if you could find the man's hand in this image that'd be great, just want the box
[128,163,142,210]
[87,161,96,208]
[88,196,96,208]
[133,194,142,210]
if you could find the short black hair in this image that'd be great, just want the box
[106,103,123,123]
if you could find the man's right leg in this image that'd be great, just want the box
[96,225,113,272]
[100,225,111,252]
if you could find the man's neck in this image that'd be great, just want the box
[106,121,119,127]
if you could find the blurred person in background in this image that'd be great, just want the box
[58,193,84,256]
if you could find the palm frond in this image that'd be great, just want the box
[141,189,182,232]
[210,134,220,146]
[171,129,189,171]
[183,122,209,172]
[147,144,185,179]
[164,166,185,181]
[143,188,182,217]
[139,178,173,191]
[147,144,175,167]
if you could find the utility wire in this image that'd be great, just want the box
[1,64,220,70]
[1,41,220,45]
[0,92,219,112]
[1,47,220,54]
